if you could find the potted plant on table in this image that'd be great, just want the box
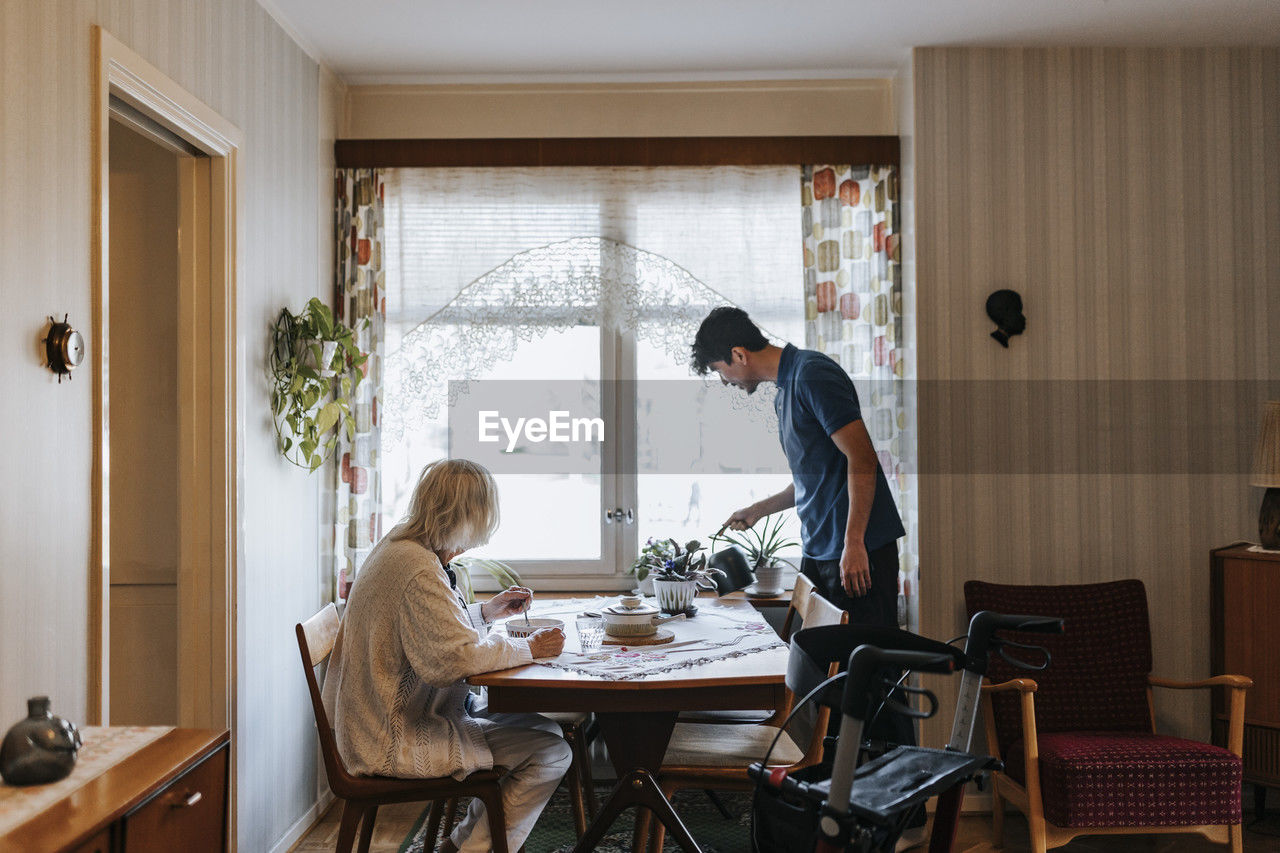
[632,538,724,615]
[712,514,799,595]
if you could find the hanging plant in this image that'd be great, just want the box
[268,297,368,472]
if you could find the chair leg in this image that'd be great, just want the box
[703,789,733,820]
[441,797,460,841]
[356,803,379,853]
[480,787,510,853]
[1230,823,1243,853]
[335,801,365,853]
[576,728,599,820]
[422,800,444,852]
[564,738,588,839]
[990,777,1004,847]
[1026,802,1049,853]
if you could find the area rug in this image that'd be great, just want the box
[400,786,752,853]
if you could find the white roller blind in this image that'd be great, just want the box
[383,165,805,347]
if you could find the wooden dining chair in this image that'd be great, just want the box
[678,573,818,727]
[296,604,510,853]
[638,586,849,852]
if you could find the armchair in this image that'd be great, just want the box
[964,579,1251,853]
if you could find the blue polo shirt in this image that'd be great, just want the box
[774,344,905,560]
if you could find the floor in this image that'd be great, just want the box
[291,797,1280,853]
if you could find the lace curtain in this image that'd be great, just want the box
[801,164,915,627]
[326,169,386,601]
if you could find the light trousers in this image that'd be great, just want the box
[451,711,573,853]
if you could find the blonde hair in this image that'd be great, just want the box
[392,459,500,551]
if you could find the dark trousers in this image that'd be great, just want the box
[801,542,917,750]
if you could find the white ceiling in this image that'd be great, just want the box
[260,0,1280,84]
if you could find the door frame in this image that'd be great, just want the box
[91,26,241,738]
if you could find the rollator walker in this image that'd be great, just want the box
[748,610,1064,853]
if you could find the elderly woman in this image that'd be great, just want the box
[322,459,570,853]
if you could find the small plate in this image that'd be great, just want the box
[743,583,783,598]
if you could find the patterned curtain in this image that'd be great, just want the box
[327,169,386,601]
[800,165,914,628]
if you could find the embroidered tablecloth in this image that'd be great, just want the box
[0,725,173,835]
[499,596,784,681]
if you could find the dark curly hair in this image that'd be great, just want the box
[690,307,769,375]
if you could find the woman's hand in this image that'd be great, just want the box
[527,627,565,658]
[481,586,533,623]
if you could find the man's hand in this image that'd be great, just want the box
[527,627,565,658]
[481,586,532,623]
[724,506,763,531]
[840,545,871,597]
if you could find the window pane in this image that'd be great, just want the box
[633,338,802,565]
[384,325,602,562]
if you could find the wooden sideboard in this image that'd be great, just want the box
[1211,542,1280,812]
[0,728,229,852]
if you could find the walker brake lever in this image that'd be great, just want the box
[880,681,939,719]
[995,638,1051,671]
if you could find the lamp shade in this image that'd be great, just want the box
[1252,401,1280,488]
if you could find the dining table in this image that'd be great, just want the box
[468,595,788,853]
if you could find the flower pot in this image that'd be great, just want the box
[652,579,699,614]
[752,563,785,596]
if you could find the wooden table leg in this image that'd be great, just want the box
[570,712,701,853]
[573,770,700,853]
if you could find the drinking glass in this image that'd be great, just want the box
[576,615,605,654]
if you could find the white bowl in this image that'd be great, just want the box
[505,617,564,639]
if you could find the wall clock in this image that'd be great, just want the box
[44,314,85,382]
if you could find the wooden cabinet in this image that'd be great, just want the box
[0,728,228,852]
[1211,543,1280,805]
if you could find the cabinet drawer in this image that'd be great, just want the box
[121,744,227,852]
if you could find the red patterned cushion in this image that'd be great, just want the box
[964,580,1153,757]
[1005,732,1242,827]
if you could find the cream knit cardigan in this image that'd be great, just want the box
[321,534,533,779]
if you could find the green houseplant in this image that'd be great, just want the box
[632,538,724,614]
[712,514,799,594]
[268,297,368,472]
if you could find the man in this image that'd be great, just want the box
[691,306,905,626]
[691,306,914,747]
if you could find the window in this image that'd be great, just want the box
[382,167,806,587]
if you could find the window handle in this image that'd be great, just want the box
[605,508,635,524]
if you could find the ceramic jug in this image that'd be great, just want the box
[0,696,82,785]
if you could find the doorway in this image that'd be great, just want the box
[106,114,190,724]
[92,28,241,738]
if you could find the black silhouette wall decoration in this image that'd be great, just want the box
[986,289,1026,348]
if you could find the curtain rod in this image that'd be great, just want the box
[334,136,900,168]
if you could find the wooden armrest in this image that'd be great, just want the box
[981,678,1038,694]
[1149,674,1253,690]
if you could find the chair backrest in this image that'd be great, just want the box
[964,579,1153,758]
[785,587,848,767]
[780,573,818,639]
[296,603,358,795]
